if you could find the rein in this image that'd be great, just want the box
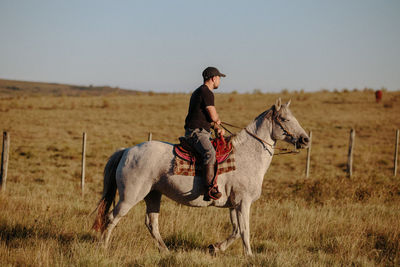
[220,116,300,155]
[220,122,274,148]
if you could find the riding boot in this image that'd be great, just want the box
[203,163,222,201]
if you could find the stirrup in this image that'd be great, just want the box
[208,185,222,200]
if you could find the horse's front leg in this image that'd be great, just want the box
[236,199,252,256]
[209,208,240,254]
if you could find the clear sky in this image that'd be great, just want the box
[0,0,399,93]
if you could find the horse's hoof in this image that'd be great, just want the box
[208,244,218,256]
[158,246,170,254]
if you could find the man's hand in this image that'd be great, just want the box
[214,123,225,136]
[206,106,225,136]
[217,126,225,136]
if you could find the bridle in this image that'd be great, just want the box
[272,111,299,145]
[220,108,299,155]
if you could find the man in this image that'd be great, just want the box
[184,66,226,200]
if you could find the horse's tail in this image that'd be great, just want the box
[92,148,126,233]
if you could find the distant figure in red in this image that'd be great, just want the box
[375,90,382,103]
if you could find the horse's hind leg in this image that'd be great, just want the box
[209,208,240,254]
[101,200,133,247]
[144,190,168,252]
[102,184,153,247]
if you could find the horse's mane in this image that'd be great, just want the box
[254,106,275,128]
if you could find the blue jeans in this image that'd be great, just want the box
[185,128,216,165]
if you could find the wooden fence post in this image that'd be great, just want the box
[347,128,355,178]
[81,132,86,196]
[1,132,10,192]
[394,129,399,176]
[305,130,312,178]
[148,132,152,141]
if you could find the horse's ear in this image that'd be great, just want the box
[275,98,282,111]
[286,99,291,107]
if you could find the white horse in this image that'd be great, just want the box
[93,98,309,255]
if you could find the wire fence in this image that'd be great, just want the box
[1,128,399,195]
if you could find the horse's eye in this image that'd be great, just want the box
[281,118,289,122]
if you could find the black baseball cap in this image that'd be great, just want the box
[202,67,226,80]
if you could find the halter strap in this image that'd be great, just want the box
[272,112,297,138]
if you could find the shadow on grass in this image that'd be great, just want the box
[366,230,400,266]
[0,220,97,248]
[0,222,37,247]
[164,231,209,252]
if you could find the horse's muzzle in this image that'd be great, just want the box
[295,135,310,149]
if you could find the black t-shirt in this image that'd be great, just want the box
[184,85,214,131]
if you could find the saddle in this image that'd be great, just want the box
[174,135,233,164]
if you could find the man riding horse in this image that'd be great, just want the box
[184,66,226,200]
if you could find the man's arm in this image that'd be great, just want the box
[206,106,225,135]
[206,106,220,124]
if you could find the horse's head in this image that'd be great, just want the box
[270,98,309,149]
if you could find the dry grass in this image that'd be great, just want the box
[0,84,400,266]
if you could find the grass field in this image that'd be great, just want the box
[0,80,399,266]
